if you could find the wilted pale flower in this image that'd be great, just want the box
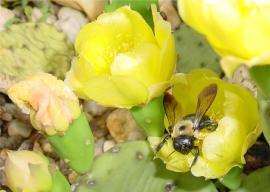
[65,5,176,108]
[178,0,270,77]
[150,69,261,179]
[8,73,81,135]
[4,150,52,192]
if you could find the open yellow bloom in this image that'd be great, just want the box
[8,73,81,135]
[178,0,270,77]
[4,150,52,192]
[150,69,261,179]
[65,5,176,108]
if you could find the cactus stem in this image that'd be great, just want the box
[130,96,165,137]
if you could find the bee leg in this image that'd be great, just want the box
[156,134,171,152]
[190,146,199,168]
[166,150,176,158]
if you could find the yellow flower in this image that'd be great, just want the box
[4,150,52,192]
[65,5,176,108]
[8,73,81,135]
[178,0,270,77]
[149,69,261,179]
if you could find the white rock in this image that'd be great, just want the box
[103,140,116,152]
[52,0,105,20]
[54,7,88,42]
[31,7,43,22]
[0,6,15,31]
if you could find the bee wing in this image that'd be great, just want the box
[164,93,178,133]
[193,83,218,129]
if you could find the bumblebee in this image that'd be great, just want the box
[156,84,218,167]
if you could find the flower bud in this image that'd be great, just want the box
[8,73,81,135]
[4,150,52,192]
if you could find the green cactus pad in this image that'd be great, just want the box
[73,141,217,192]
[130,96,165,137]
[231,166,270,192]
[0,22,74,82]
[174,24,221,75]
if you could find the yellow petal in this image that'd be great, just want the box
[149,136,191,172]
[178,0,208,34]
[178,0,270,74]
[65,56,99,99]
[76,6,156,74]
[221,51,270,77]
[110,42,161,86]
[152,4,176,81]
[81,75,148,108]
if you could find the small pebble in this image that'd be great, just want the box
[0,94,6,105]
[0,137,8,149]
[1,113,12,122]
[159,0,181,30]
[7,119,32,138]
[17,139,33,151]
[68,171,78,184]
[103,140,116,152]
[83,100,108,117]
[33,141,43,153]
[106,109,146,142]
[0,151,7,187]
[39,138,58,158]
[31,7,57,24]
[3,103,17,115]
[90,113,109,139]
[3,103,29,122]
[0,6,15,31]
[54,7,88,42]
[6,136,22,149]
[58,160,70,176]
[94,138,105,156]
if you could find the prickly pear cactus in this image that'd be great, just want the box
[0,22,74,84]
[175,24,221,75]
[73,141,217,192]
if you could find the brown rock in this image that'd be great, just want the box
[90,112,110,139]
[39,138,58,159]
[159,0,181,30]
[68,171,78,184]
[106,109,145,142]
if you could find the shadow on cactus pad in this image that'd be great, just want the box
[73,141,217,192]
[175,24,221,75]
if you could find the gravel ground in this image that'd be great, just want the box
[0,1,270,191]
